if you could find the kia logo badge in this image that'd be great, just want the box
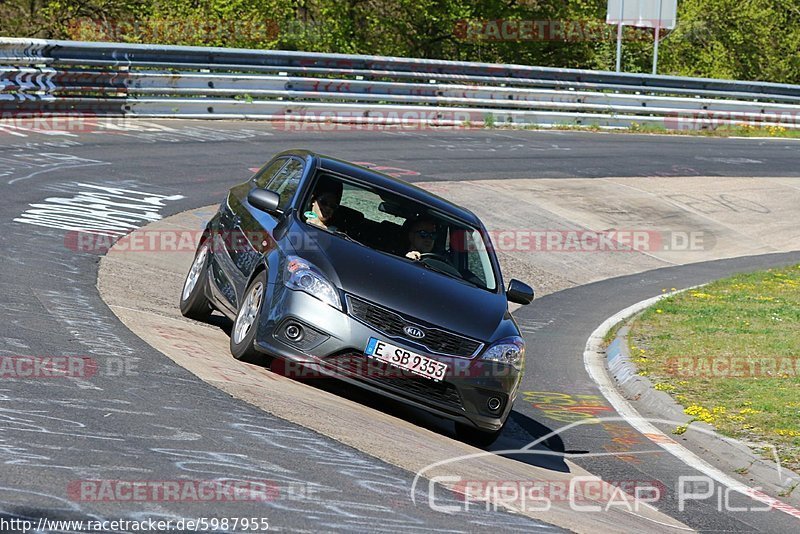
[403,326,425,339]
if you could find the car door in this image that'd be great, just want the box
[232,156,306,305]
[211,158,289,312]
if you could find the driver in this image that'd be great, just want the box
[306,177,344,231]
[404,217,438,261]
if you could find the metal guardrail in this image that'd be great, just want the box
[2,37,800,130]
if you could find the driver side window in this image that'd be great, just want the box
[268,158,305,211]
[253,158,287,189]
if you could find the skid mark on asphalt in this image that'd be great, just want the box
[1,152,108,185]
[14,183,184,236]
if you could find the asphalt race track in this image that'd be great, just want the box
[1,120,799,533]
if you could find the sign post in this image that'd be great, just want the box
[616,0,624,72]
[653,0,663,74]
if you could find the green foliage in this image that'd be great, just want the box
[659,0,800,83]
[1,0,798,83]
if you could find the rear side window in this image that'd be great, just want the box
[268,158,305,210]
[340,184,404,225]
[253,158,287,189]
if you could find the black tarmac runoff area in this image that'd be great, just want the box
[1,121,799,533]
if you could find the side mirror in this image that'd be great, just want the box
[507,279,534,305]
[248,189,280,213]
[273,208,295,240]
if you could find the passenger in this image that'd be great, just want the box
[404,217,438,261]
[306,177,344,231]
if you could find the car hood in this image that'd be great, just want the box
[286,223,508,342]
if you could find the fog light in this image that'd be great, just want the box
[285,323,303,341]
[487,397,502,412]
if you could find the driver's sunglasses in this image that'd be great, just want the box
[415,230,436,239]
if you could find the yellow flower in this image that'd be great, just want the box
[685,405,715,424]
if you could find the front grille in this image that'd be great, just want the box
[346,295,483,358]
[324,352,463,411]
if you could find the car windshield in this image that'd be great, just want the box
[301,172,497,291]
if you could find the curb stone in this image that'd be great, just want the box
[607,318,800,505]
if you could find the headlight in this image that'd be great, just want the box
[481,336,525,370]
[283,256,341,309]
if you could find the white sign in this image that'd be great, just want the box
[607,0,678,29]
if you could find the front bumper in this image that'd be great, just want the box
[253,283,522,432]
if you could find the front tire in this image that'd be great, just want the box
[180,243,212,320]
[230,271,268,362]
[455,422,503,447]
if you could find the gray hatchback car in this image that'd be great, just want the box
[180,150,534,445]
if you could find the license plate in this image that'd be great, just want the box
[364,337,448,382]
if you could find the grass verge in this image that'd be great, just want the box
[487,122,800,139]
[628,264,800,475]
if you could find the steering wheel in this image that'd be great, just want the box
[419,253,462,277]
[418,252,449,262]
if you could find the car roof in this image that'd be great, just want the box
[275,149,482,227]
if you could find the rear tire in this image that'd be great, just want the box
[455,422,503,447]
[230,271,268,362]
[180,243,212,321]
